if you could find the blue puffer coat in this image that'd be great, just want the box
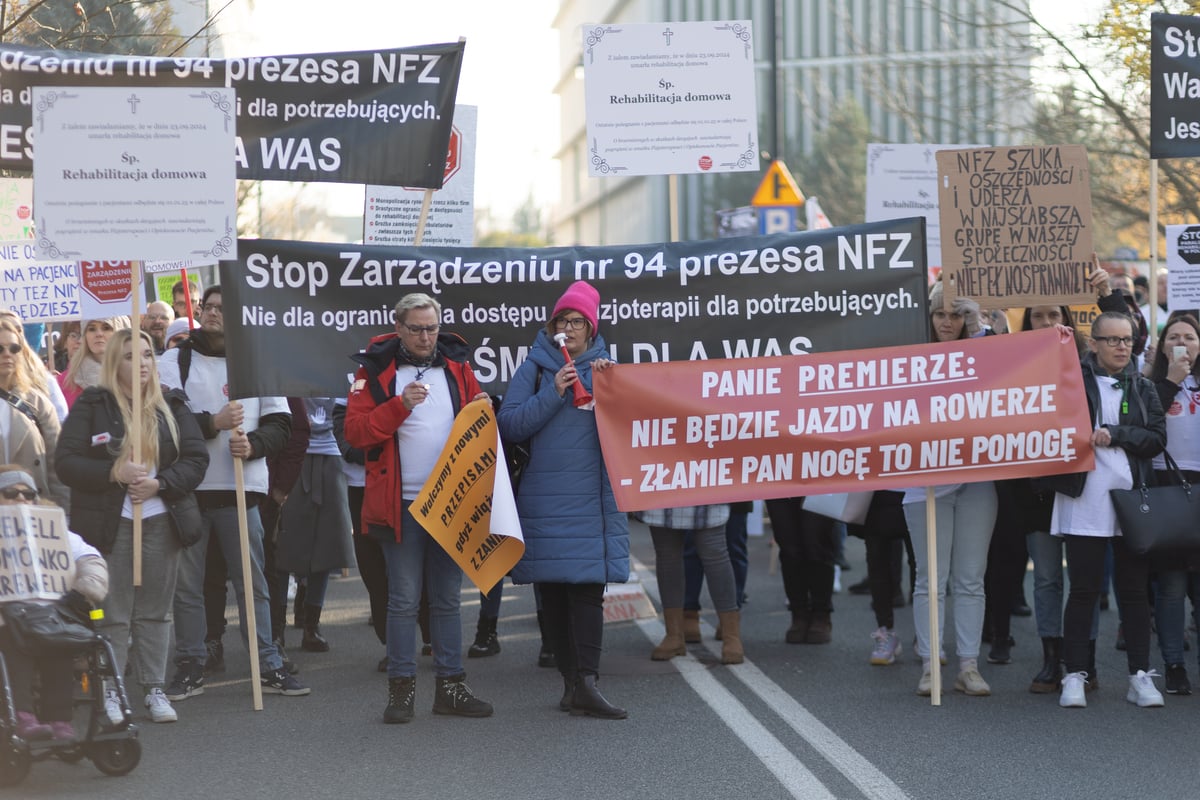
[498,330,629,585]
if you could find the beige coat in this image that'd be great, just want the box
[1,389,69,507]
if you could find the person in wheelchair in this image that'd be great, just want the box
[0,466,109,742]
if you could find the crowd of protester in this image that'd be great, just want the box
[0,261,1197,739]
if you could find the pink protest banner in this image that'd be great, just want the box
[594,328,1094,512]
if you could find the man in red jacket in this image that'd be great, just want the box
[345,292,493,724]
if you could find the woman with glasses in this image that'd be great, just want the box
[57,316,130,409]
[498,281,629,719]
[0,466,108,742]
[0,316,69,506]
[1144,312,1200,696]
[1042,311,1166,708]
[55,329,208,724]
[902,281,998,697]
[52,322,81,374]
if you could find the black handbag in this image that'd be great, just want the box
[1110,451,1200,557]
[1,600,96,654]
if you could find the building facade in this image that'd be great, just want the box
[552,0,1034,245]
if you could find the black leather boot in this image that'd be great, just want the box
[301,604,329,652]
[384,676,415,724]
[432,673,493,717]
[569,673,627,720]
[467,615,500,658]
[558,674,575,712]
[1028,637,1062,693]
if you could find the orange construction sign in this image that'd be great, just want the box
[750,160,805,207]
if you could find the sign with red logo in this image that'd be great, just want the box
[698,155,712,171]
[444,126,462,183]
[77,260,135,318]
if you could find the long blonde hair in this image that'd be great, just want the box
[65,316,131,394]
[99,329,179,478]
[0,317,36,396]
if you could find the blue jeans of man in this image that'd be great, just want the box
[1156,569,1200,666]
[380,501,464,679]
[173,503,283,672]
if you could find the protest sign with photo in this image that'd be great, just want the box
[937,144,1095,310]
[593,328,1093,511]
[1151,12,1200,159]
[218,218,930,398]
[0,506,74,603]
[33,87,236,262]
[0,42,464,187]
[0,240,78,323]
[582,20,758,176]
[409,398,524,594]
[365,105,477,246]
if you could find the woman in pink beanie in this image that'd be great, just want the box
[497,281,630,719]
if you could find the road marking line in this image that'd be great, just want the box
[633,556,911,800]
[636,618,835,800]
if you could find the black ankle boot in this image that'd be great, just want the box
[1029,637,1062,693]
[432,673,493,717]
[301,604,329,652]
[467,615,500,658]
[536,611,556,668]
[558,674,574,712]
[569,673,627,720]
[384,676,415,724]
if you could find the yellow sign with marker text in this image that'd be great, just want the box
[411,398,525,594]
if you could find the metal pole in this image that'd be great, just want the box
[766,0,780,162]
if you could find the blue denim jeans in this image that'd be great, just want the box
[1027,530,1100,640]
[173,504,283,672]
[1155,569,1200,666]
[683,510,749,610]
[379,501,464,679]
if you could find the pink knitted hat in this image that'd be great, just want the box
[551,281,600,332]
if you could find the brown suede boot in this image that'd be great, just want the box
[806,610,833,644]
[682,609,702,643]
[718,610,744,664]
[785,609,809,644]
[652,608,687,660]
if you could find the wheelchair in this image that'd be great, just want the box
[0,628,141,786]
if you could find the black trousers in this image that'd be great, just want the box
[349,485,388,645]
[537,582,605,677]
[1064,535,1150,675]
[984,498,1029,643]
[765,498,836,614]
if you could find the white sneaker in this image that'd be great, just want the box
[145,688,178,723]
[1127,670,1165,708]
[833,565,842,593]
[1059,671,1088,708]
[103,688,123,725]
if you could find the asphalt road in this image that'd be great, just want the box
[13,519,1199,799]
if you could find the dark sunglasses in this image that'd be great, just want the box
[1,343,22,355]
[0,488,37,501]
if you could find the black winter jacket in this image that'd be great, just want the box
[55,386,209,554]
[1035,352,1166,499]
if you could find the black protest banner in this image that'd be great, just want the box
[219,218,929,399]
[1152,13,1200,159]
[936,144,1094,310]
[0,42,463,186]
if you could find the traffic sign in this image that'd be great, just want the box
[759,206,798,234]
[751,161,804,207]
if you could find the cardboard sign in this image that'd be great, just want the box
[410,398,524,594]
[936,145,1095,310]
[595,328,1094,511]
[0,506,74,603]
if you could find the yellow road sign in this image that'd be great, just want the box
[750,160,804,207]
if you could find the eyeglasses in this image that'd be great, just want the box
[0,488,37,501]
[0,343,22,355]
[554,317,589,331]
[403,324,440,336]
[201,303,223,315]
[1094,336,1134,348]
